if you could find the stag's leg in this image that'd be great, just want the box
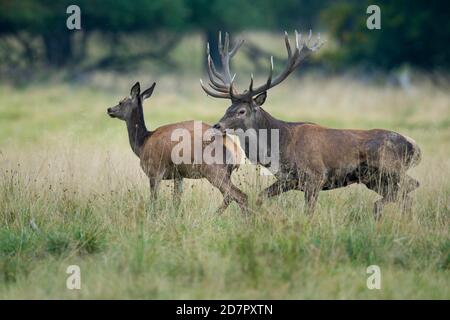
[215,183,248,214]
[256,179,298,206]
[215,195,233,214]
[366,172,400,220]
[373,198,389,219]
[204,168,248,214]
[149,175,163,201]
[173,176,183,208]
[398,174,420,214]
[304,185,321,215]
[302,171,326,215]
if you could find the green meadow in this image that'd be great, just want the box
[0,34,449,299]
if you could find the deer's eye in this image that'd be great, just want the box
[238,109,246,115]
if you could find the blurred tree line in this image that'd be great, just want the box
[0,0,448,73]
[321,0,450,71]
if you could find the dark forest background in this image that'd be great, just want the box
[0,0,449,78]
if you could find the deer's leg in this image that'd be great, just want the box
[173,176,183,207]
[302,171,326,215]
[218,182,248,214]
[204,168,248,214]
[373,198,388,220]
[304,186,321,215]
[149,175,163,201]
[366,172,400,220]
[215,196,233,215]
[256,179,297,206]
[398,174,419,214]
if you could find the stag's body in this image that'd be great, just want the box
[239,109,421,216]
[107,82,247,213]
[201,31,421,217]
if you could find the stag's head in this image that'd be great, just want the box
[200,31,323,133]
[107,82,155,121]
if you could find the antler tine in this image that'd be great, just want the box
[207,55,228,90]
[200,31,244,100]
[207,54,224,81]
[201,30,323,101]
[224,32,230,55]
[230,39,244,57]
[295,30,300,51]
[229,80,237,100]
[208,82,229,93]
[311,33,323,50]
[200,79,231,99]
[295,32,323,67]
[219,34,233,83]
[284,31,292,58]
[218,31,223,56]
[231,30,323,100]
[207,42,223,79]
[266,56,274,86]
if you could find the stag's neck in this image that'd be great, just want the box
[255,108,291,132]
[126,108,149,157]
[240,108,292,166]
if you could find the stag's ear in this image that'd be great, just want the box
[141,82,156,101]
[130,82,141,98]
[253,92,267,107]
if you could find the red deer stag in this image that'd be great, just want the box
[107,82,247,213]
[200,32,421,218]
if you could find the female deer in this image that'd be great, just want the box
[107,82,247,213]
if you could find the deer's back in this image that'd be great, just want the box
[139,121,241,178]
[287,124,421,173]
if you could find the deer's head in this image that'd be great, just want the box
[107,82,155,121]
[212,92,267,132]
[201,31,322,134]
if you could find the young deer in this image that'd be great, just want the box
[201,32,421,218]
[107,82,248,213]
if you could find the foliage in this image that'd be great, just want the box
[0,1,449,74]
[0,0,329,68]
[320,0,450,70]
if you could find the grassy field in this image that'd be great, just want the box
[0,70,449,299]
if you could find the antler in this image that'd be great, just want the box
[200,30,323,100]
[200,31,244,99]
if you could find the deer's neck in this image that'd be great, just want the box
[255,108,290,132]
[126,107,149,157]
[240,108,291,166]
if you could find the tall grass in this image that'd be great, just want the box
[0,72,448,299]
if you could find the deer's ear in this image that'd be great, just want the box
[130,82,141,98]
[141,82,156,101]
[253,92,267,107]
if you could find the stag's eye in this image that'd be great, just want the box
[238,109,246,115]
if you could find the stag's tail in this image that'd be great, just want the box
[403,135,422,168]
